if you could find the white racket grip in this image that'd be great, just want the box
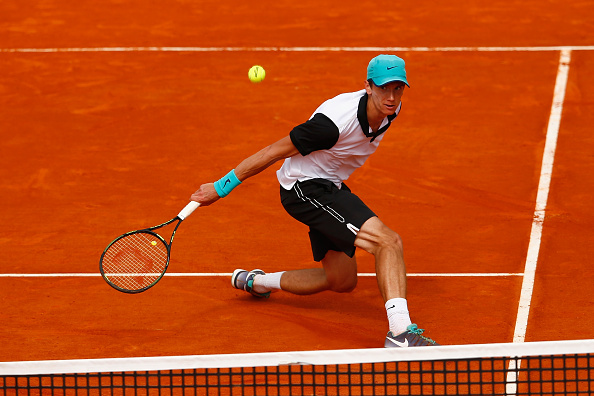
[177,201,200,220]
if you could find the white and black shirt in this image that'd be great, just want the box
[276,89,401,190]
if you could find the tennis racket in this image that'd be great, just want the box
[99,201,200,293]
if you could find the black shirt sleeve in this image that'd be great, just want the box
[289,113,340,156]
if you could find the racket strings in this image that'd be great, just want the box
[102,232,168,290]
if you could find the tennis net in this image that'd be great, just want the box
[1,339,593,395]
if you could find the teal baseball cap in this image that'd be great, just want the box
[367,54,410,87]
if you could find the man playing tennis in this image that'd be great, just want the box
[190,54,438,348]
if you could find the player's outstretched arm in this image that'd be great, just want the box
[235,135,299,180]
[190,135,299,206]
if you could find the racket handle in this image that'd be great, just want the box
[178,201,200,220]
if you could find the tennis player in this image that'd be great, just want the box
[190,54,438,348]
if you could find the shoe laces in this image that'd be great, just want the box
[407,324,437,345]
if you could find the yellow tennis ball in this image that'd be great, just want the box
[151,241,157,246]
[248,65,266,83]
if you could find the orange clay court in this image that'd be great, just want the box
[0,1,594,362]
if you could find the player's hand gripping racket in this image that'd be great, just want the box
[99,201,200,293]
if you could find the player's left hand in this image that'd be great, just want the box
[190,183,221,206]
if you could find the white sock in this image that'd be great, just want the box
[252,271,285,293]
[386,298,412,335]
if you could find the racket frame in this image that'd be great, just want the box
[99,202,199,293]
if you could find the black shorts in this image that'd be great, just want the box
[280,179,376,262]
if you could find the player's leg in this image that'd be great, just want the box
[234,250,356,296]
[354,216,438,347]
[321,250,358,293]
[278,250,357,294]
[353,216,406,301]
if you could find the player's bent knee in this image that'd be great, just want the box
[357,217,404,254]
[367,230,404,256]
[327,273,358,293]
[331,278,357,293]
[387,231,403,251]
[374,222,402,249]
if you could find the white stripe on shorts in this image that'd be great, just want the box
[294,182,352,232]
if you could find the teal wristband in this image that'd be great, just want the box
[214,169,242,198]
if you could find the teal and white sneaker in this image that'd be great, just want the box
[384,324,439,348]
[231,269,271,298]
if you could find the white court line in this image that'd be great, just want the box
[505,48,571,396]
[0,272,522,278]
[1,45,594,53]
[513,48,571,344]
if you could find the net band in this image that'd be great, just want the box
[2,340,593,396]
[3,339,593,375]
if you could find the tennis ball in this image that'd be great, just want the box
[151,241,157,246]
[248,65,265,83]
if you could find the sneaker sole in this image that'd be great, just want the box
[231,269,247,289]
[231,269,265,289]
